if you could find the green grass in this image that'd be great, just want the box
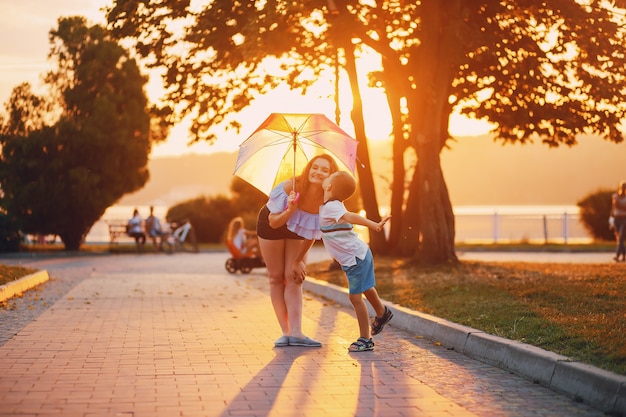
[307,257,626,376]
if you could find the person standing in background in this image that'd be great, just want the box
[611,181,626,262]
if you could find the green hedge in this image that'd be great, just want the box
[577,189,614,241]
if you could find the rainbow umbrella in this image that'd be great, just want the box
[233,113,358,195]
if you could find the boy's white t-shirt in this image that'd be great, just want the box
[319,200,368,267]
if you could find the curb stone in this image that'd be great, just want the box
[0,270,49,303]
[303,276,626,417]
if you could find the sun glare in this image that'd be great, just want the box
[449,114,494,137]
[150,83,492,158]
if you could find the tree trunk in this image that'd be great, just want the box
[59,231,83,251]
[341,42,387,253]
[409,141,457,263]
[382,58,409,251]
[399,0,463,263]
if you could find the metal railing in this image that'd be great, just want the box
[453,206,591,244]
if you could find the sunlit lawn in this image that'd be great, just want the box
[307,257,626,376]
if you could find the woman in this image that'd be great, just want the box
[611,181,626,262]
[127,208,146,251]
[257,154,338,347]
[227,216,259,256]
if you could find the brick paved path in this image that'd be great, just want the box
[0,252,607,417]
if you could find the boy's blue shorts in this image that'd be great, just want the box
[342,248,376,295]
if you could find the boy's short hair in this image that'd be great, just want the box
[332,171,356,201]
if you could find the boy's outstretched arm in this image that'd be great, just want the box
[342,212,391,232]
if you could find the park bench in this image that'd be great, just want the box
[105,219,196,253]
[107,219,148,252]
[106,220,134,245]
[107,219,166,252]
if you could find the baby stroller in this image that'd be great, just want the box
[225,239,265,274]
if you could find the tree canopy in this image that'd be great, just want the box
[0,16,153,250]
[106,0,626,263]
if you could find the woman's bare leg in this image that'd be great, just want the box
[258,237,289,335]
[283,239,308,338]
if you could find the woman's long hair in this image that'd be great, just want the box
[294,154,339,195]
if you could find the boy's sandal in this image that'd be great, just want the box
[349,337,374,352]
[371,306,393,336]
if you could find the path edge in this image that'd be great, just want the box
[0,270,50,303]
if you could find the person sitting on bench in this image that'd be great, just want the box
[127,208,146,251]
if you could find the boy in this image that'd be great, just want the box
[319,171,393,352]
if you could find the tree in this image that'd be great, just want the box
[0,17,153,250]
[229,177,269,217]
[106,1,626,263]
[325,1,626,262]
[0,211,22,252]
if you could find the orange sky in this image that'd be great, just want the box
[0,0,110,103]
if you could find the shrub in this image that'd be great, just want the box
[577,189,615,241]
[167,195,238,243]
[164,178,269,244]
[0,212,22,252]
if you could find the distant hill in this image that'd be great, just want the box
[368,134,626,206]
[441,134,625,205]
[119,135,626,208]
[118,152,238,206]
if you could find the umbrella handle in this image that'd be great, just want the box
[292,132,297,192]
[284,192,300,210]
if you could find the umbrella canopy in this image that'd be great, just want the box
[233,113,358,195]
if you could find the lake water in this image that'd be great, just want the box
[85,204,591,244]
[451,205,589,244]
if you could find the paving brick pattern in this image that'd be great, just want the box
[0,252,608,417]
